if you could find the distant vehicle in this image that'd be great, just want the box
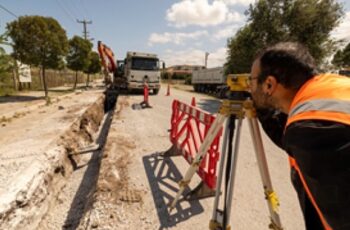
[117,51,161,94]
[192,67,226,97]
[339,69,350,77]
[191,67,249,98]
[97,41,162,94]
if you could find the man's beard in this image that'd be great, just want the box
[251,85,274,109]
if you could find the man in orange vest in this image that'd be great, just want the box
[249,42,350,230]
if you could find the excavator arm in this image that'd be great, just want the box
[97,41,117,85]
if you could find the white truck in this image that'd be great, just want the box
[116,51,161,94]
[192,67,227,97]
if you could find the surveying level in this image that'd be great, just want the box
[169,74,283,230]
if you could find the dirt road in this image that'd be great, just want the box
[0,84,304,229]
[76,85,304,229]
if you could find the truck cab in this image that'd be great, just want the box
[122,51,161,94]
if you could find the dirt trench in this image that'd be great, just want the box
[0,93,113,230]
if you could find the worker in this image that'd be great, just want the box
[249,42,350,230]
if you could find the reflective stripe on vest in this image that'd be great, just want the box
[286,74,350,230]
[286,74,350,126]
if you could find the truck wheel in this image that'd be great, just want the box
[153,89,159,95]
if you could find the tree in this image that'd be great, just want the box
[332,42,350,68]
[0,47,14,94]
[7,16,68,98]
[332,50,344,67]
[84,51,101,87]
[225,0,344,73]
[341,42,350,67]
[225,26,259,74]
[66,36,92,90]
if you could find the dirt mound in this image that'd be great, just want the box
[0,95,106,230]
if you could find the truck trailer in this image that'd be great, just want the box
[192,67,227,98]
[192,67,250,98]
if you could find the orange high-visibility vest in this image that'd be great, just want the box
[286,74,350,230]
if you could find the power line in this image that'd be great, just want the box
[55,0,77,23]
[55,0,82,33]
[71,0,88,20]
[79,0,91,20]
[0,3,18,18]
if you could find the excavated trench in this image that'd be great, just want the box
[0,91,118,230]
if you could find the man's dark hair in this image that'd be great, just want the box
[256,42,318,90]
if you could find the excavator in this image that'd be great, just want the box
[97,41,126,89]
[97,40,162,94]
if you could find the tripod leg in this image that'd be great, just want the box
[246,116,283,230]
[209,115,243,230]
[169,113,227,212]
[210,118,230,225]
[223,115,243,229]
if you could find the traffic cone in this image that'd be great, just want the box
[166,83,170,96]
[191,97,196,106]
[140,83,152,108]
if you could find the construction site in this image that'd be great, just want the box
[1,1,350,229]
[0,80,305,229]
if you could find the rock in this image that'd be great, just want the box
[58,106,65,110]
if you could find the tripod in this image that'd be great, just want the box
[168,76,283,229]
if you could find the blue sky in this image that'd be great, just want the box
[1,0,350,68]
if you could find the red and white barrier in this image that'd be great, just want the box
[168,98,222,191]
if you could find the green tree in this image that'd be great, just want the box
[341,42,350,67]
[7,16,68,98]
[225,26,259,74]
[226,0,344,73]
[332,42,350,68]
[84,51,101,87]
[66,36,92,90]
[0,32,13,76]
[0,49,14,95]
[332,50,344,67]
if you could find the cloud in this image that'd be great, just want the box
[331,11,350,42]
[166,0,243,27]
[148,30,208,46]
[226,11,244,23]
[219,0,256,6]
[213,25,240,40]
[162,47,227,68]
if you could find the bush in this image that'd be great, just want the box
[184,75,192,85]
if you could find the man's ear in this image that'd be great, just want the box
[263,76,278,95]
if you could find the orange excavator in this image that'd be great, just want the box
[97,41,116,86]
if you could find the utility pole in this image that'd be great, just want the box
[77,19,92,40]
[205,52,210,68]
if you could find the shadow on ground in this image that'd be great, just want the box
[0,95,44,104]
[143,152,204,230]
[62,96,117,229]
[196,98,221,114]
